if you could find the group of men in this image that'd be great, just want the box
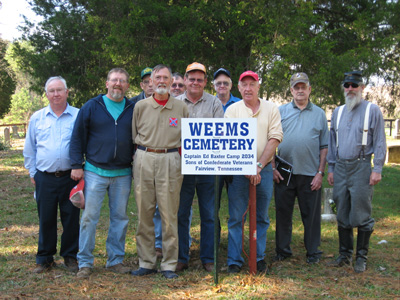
[23,62,386,279]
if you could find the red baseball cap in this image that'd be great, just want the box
[69,179,85,209]
[239,70,259,82]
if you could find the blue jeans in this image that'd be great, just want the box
[227,165,273,267]
[78,171,131,268]
[155,206,193,249]
[178,175,215,264]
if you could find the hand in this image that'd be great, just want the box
[71,169,84,181]
[273,169,283,183]
[249,174,261,185]
[369,171,381,186]
[30,177,35,185]
[327,172,334,186]
[310,173,323,191]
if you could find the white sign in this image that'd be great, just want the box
[181,118,257,175]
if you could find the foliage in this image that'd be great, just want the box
[8,0,400,110]
[0,39,17,118]
[0,136,11,151]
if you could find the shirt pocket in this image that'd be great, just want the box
[36,122,52,140]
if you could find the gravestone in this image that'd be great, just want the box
[393,119,400,139]
[4,127,10,145]
[322,188,336,223]
[12,126,19,138]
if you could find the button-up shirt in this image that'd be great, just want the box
[24,104,79,177]
[177,91,224,118]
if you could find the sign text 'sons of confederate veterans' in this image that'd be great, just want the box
[181,118,257,175]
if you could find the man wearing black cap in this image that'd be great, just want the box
[213,68,241,112]
[130,67,154,104]
[327,70,386,273]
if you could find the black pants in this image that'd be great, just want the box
[274,174,322,258]
[34,171,80,264]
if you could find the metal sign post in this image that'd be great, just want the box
[213,175,220,284]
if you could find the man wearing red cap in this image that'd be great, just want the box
[327,70,386,273]
[175,62,224,272]
[224,70,283,273]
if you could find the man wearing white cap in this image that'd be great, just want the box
[225,70,283,273]
[176,62,224,272]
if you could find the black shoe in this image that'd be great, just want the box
[64,257,79,272]
[130,267,157,276]
[272,254,289,262]
[306,256,320,264]
[354,257,367,273]
[257,260,268,273]
[227,264,241,274]
[327,255,352,267]
[33,261,56,274]
[161,270,178,279]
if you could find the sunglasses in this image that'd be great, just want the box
[171,83,184,88]
[215,81,229,87]
[343,82,359,88]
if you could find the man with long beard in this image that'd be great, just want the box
[131,65,188,279]
[327,70,386,273]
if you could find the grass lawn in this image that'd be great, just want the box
[0,139,399,299]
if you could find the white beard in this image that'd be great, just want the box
[155,87,168,95]
[345,90,362,111]
[110,90,123,99]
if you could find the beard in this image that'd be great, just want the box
[345,90,362,111]
[155,85,168,95]
[110,90,123,99]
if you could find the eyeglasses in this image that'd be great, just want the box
[215,81,229,87]
[109,78,127,84]
[343,82,359,88]
[142,80,150,85]
[47,88,66,94]
[188,78,205,84]
[172,83,185,88]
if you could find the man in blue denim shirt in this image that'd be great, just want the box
[24,76,80,274]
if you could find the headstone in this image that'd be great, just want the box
[393,119,400,139]
[12,126,19,138]
[322,188,336,223]
[4,127,10,145]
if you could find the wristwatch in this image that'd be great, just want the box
[317,170,325,176]
[257,162,263,169]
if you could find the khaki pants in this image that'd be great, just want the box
[134,150,183,271]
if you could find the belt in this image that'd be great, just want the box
[137,145,179,153]
[44,170,71,177]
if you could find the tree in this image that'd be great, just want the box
[0,39,16,119]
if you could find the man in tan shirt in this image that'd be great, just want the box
[131,64,188,279]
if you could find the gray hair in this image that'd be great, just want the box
[45,76,68,93]
[151,64,172,79]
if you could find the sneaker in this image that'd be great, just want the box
[161,270,178,279]
[64,257,79,272]
[77,267,91,278]
[227,264,241,274]
[33,262,56,274]
[257,260,268,273]
[106,263,131,274]
[306,256,320,264]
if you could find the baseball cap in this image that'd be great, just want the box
[239,70,259,82]
[290,72,309,88]
[213,68,231,79]
[186,62,206,74]
[141,67,153,79]
[343,70,363,84]
[69,179,85,209]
